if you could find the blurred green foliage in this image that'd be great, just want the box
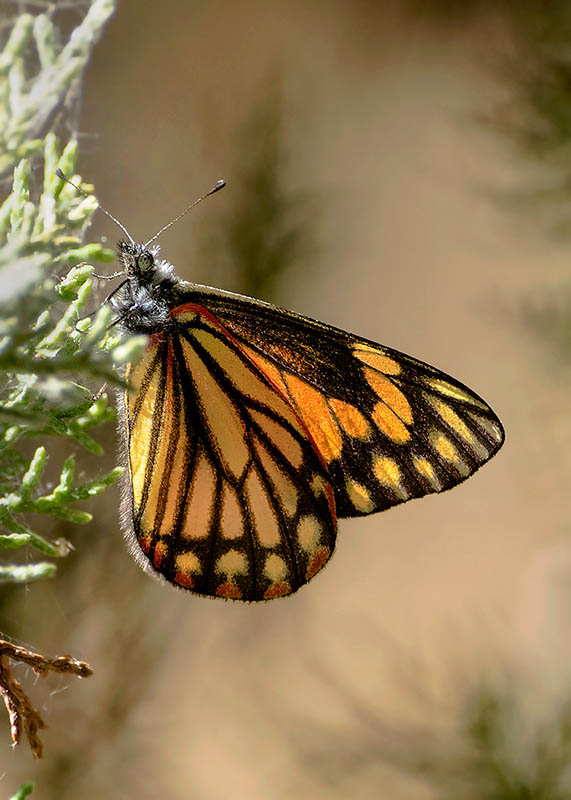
[409,685,571,799]
[402,7,571,798]
[0,0,130,792]
[409,1,571,362]
[8,784,34,800]
[0,4,128,577]
[0,132,147,584]
[0,0,115,179]
[410,1,571,212]
[300,669,571,798]
[520,289,571,364]
[206,77,316,301]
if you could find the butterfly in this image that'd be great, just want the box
[67,173,504,602]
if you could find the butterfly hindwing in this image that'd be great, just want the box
[169,285,505,519]
[122,305,336,601]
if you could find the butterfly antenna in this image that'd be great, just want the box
[55,168,135,244]
[143,179,226,248]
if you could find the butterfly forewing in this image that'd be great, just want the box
[175,287,505,518]
[123,305,336,601]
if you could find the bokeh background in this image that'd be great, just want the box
[3,1,571,797]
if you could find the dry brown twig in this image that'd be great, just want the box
[0,638,93,758]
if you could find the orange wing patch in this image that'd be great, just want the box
[329,398,370,440]
[282,373,343,463]
[353,344,402,375]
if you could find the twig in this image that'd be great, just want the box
[0,638,92,758]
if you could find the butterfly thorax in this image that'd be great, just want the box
[112,240,180,334]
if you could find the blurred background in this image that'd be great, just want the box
[2,0,571,797]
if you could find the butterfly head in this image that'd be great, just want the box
[117,240,174,287]
[53,168,224,290]
[110,241,177,334]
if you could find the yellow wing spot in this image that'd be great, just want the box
[245,467,281,547]
[364,368,413,424]
[263,553,288,582]
[354,345,402,375]
[430,397,473,443]
[329,398,371,440]
[431,398,491,459]
[216,549,247,577]
[431,431,458,463]
[412,456,442,491]
[430,432,470,476]
[175,551,201,575]
[372,402,411,444]
[427,377,487,409]
[373,456,407,498]
[220,483,244,539]
[297,515,322,553]
[345,480,374,513]
[284,373,343,463]
[250,408,303,469]
[129,362,161,510]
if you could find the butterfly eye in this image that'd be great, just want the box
[137,251,154,273]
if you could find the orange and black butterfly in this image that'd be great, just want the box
[75,175,504,602]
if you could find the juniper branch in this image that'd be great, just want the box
[0,639,93,759]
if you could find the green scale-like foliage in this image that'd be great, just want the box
[0,135,147,584]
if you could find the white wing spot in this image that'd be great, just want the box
[176,551,201,575]
[216,549,247,577]
[297,516,322,553]
[345,480,374,513]
[263,553,288,582]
